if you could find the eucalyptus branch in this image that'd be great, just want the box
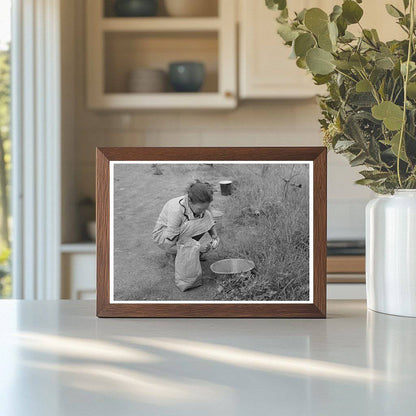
[398,24,410,35]
[408,71,416,82]
[358,22,378,49]
[334,68,358,83]
[397,0,415,187]
[393,85,404,103]
[390,78,398,101]
[358,69,381,104]
[267,0,416,192]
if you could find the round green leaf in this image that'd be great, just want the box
[330,5,343,22]
[371,101,403,131]
[393,61,402,79]
[328,21,338,41]
[362,29,375,44]
[317,22,338,52]
[382,133,409,162]
[304,8,329,35]
[350,53,368,69]
[318,32,333,52]
[339,31,356,42]
[294,33,315,57]
[266,0,287,11]
[277,23,299,42]
[342,0,363,24]
[306,48,335,75]
[295,8,307,22]
[313,74,332,85]
[356,79,372,92]
[333,59,353,70]
[296,57,307,69]
[375,56,395,70]
[401,61,416,76]
[407,82,416,99]
[336,15,348,35]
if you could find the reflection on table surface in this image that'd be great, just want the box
[0,300,415,416]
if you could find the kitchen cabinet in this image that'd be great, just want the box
[238,0,405,99]
[86,0,237,109]
[61,244,96,300]
[239,0,323,99]
[87,0,405,107]
[358,0,404,41]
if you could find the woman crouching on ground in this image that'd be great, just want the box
[152,181,220,264]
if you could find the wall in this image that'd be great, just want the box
[62,0,374,243]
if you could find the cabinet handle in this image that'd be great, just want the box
[225,91,234,98]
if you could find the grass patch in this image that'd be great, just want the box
[213,164,310,301]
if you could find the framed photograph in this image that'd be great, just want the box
[96,147,327,318]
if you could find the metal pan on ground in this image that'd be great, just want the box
[210,259,255,275]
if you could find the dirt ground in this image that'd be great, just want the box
[113,164,230,301]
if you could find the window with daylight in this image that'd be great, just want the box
[0,0,11,298]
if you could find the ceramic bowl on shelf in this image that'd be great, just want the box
[127,68,167,93]
[168,62,205,92]
[114,0,158,17]
[164,0,217,17]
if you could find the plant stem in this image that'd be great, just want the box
[358,69,380,104]
[334,68,357,83]
[397,0,415,188]
[390,79,397,101]
[358,22,378,49]
[393,86,404,104]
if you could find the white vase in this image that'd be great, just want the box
[366,190,416,317]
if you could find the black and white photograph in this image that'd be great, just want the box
[110,161,313,303]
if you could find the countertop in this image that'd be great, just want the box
[0,300,415,415]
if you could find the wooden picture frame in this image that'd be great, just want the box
[96,147,327,318]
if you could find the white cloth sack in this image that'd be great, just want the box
[174,237,202,292]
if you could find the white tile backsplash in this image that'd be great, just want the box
[328,199,368,240]
[73,98,370,241]
[145,130,202,146]
[327,152,374,200]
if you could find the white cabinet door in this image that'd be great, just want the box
[62,253,96,300]
[239,0,321,99]
[360,0,405,41]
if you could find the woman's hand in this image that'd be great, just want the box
[200,242,212,253]
[211,237,220,250]
[208,225,218,239]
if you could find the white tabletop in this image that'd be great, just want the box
[0,300,415,416]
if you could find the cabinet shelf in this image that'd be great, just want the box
[86,0,236,110]
[89,92,235,110]
[61,243,96,254]
[101,17,221,32]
